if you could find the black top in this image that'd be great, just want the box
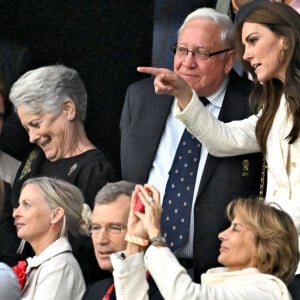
[0,147,116,284]
[12,147,116,208]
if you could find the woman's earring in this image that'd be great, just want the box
[51,220,57,231]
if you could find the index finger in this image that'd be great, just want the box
[137,66,171,76]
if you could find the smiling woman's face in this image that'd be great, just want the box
[17,105,71,162]
[218,215,257,271]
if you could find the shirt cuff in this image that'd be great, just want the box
[111,251,144,276]
[175,89,200,116]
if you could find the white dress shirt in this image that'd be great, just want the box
[147,76,228,257]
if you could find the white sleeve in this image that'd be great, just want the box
[175,90,261,157]
[111,252,149,300]
[144,246,286,300]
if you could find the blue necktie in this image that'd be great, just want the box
[161,97,209,251]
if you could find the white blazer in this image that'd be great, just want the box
[175,91,300,274]
[22,237,85,300]
[111,247,291,300]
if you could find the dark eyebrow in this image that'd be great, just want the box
[245,32,258,43]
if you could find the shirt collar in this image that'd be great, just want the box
[205,75,229,109]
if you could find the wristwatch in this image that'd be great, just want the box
[150,235,168,247]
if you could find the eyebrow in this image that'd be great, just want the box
[28,119,41,125]
[91,222,123,226]
[177,43,207,49]
[245,32,259,43]
[232,222,243,228]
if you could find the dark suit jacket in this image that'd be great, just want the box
[82,275,164,300]
[120,72,263,282]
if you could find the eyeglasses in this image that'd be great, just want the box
[88,223,126,236]
[171,44,232,61]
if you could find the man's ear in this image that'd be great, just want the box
[62,98,76,121]
[225,50,236,74]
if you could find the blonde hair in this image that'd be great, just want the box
[226,197,299,284]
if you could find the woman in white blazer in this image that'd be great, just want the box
[111,185,298,300]
[12,177,89,300]
[137,2,300,298]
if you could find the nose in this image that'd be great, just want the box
[243,45,252,61]
[28,128,40,143]
[218,227,229,241]
[182,52,198,67]
[93,227,109,244]
[12,206,20,218]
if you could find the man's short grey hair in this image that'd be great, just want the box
[94,181,135,206]
[178,8,234,49]
[9,64,87,121]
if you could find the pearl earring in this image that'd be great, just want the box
[51,220,57,231]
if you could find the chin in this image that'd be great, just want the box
[99,262,112,272]
[217,255,225,265]
[45,153,59,162]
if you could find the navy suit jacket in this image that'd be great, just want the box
[120,71,263,282]
[82,275,163,300]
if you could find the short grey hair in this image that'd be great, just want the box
[178,8,234,49]
[94,181,135,207]
[22,176,87,236]
[9,65,87,121]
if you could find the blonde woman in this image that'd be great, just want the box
[13,177,90,300]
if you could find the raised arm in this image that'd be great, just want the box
[137,67,193,110]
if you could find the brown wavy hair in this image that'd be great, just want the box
[234,2,300,154]
[226,197,299,284]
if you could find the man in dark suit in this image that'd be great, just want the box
[82,181,163,300]
[120,8,262,282]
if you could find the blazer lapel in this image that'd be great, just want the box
[197,72,251,195]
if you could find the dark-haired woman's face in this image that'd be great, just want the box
[241,22,287,82]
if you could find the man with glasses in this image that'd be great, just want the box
[120,7,262,283]
[82,181,163,300]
